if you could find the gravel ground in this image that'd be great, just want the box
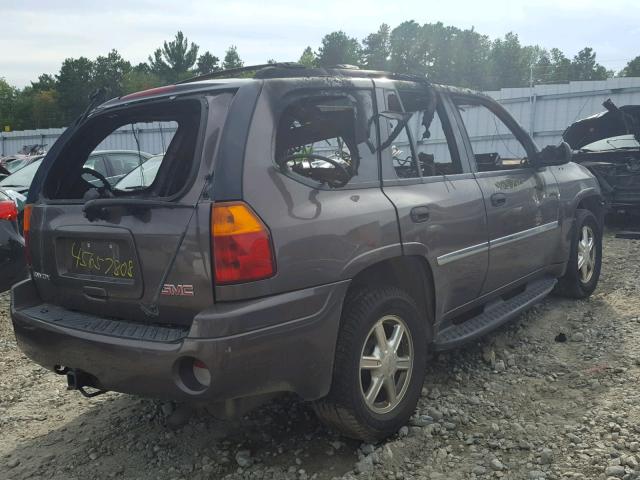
[1,225,639,480]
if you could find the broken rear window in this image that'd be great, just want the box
[43,99,202,200]
[275,91,379,188]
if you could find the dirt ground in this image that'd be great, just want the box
[1,223,639,480]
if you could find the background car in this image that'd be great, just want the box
[113,154,163,190]
[0,154,45,177]
[0,150,153,198]
[565,99,640,214]
[0,188,26,293]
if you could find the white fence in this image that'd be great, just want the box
[2,77,640,157]
[0,123,178,157]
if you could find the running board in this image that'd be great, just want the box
[434,277,557,351]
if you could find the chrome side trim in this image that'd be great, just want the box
[437,242,489,266]
[489,221,558,249]
[435,221,558,266]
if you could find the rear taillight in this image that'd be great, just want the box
[211,202,275,284]
[0,200,18,222]
[23,204,32,266]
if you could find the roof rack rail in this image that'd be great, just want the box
[176,62,430,85]
[176,62,306,84]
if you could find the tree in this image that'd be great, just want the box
[0,78,19,131]
[93,50,131,98]
[539,48,572,84]
[316,31,362,67]
[448,27,491,89]
[30,89,62,128]
[149,31,199,82]
[487,32,530,89]
[620,56,640,77]
[222,46,244,70]
[122,63,163,94]
[31,74,57,92]
[570,47,608,81]
[298,46,316,67]
[56,57,95,123]
[362,24,390,70]
[196,51,220,75]
[388,21,428,74]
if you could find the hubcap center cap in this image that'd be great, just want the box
[380,352,396,376]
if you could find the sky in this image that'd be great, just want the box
[2,0,640,88]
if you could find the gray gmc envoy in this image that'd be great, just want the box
[11,64,603,441]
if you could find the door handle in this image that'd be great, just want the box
[410,206,430,223]
[490,193,507,207]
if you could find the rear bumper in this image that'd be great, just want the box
[11,278,349,401]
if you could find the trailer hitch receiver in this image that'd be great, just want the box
[57,366,108,398]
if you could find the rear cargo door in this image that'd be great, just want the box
[29,92,234,326]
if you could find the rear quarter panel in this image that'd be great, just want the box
[215,81,402,301]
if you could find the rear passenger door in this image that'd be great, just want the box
[375,80,489,320]
[451,94,560,294]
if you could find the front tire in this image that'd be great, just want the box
[313,287,428,442]
[555,209,602,299]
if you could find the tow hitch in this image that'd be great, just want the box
[54,365,108,398]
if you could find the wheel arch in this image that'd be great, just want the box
[346,255,436,338]
[572,189,605,228]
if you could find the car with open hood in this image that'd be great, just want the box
[10,64,603,442]
[564,99,640,214]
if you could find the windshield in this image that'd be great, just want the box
[5,158,29,173]
[114,155,163,190]
[0,158,43,188]
[581,134,640,151]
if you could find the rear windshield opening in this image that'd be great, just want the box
[43,99,202,200]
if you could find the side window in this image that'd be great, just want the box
[454,99,529,172]
[383,88,462,179]
[106,153,148,177]
[84,156,108,176]
[385,92,420,179]
[275,90,378,188]
[399,90,462,177]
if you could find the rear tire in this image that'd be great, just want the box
[313,287,428,442]
[555,209,602,299]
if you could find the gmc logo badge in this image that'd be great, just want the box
[161,284,194,296]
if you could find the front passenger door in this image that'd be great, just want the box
[452,94,560,294]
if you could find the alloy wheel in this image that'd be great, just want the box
[359,315,414,414]
[577,225,596,283]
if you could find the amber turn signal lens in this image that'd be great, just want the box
[211,202,275,284]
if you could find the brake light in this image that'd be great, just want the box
[0,200,17,222]
[23,204,32,266]
[121,85,176,101]
[211,202,275,284]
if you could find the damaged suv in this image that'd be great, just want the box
[11,65,603,442]
[564,99,640,214]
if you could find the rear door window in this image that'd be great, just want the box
[382,87,462,180]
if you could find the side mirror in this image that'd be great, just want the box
[534,142,572,167]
